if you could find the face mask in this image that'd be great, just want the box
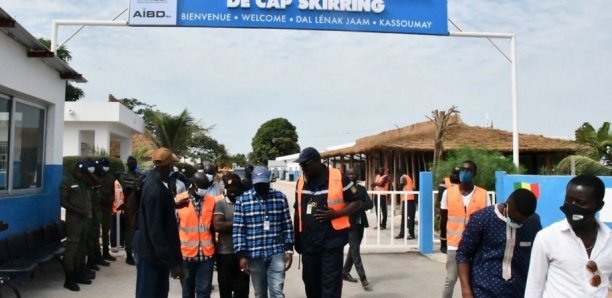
[560,202,596,227]
[87,167,95,173]
[254,184,270,197]
[195,187,208,197]
[225,189,241,203]
[459,171,473,183]
[102,166,110,172]
[504,205,522,229]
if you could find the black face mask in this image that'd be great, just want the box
[127,161,137,171]
[254,183,270,198]
[560,202,597,229]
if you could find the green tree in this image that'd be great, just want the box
[186,131,228,164]
[112,95,155,116]
[144,109,197,156]
[554,155,610,175]
[575,122,612,162]
[249,118,300,164]
[434,147,522,191]
[38,38,84,101]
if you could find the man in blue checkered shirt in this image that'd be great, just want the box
[233,166,294,298]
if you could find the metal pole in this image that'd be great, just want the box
[50,20,128,52]
[448,31,520,168]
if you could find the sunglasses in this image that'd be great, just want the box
[586,260,601,287]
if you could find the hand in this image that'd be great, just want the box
[284,253,293,271]
[314,207,336,222]
[175,198,189,209]
[170,265,183,280]
[239,257,250,275]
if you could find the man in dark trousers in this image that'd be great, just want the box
[294,147,362,298]
[371,167,389,229]
[96,157,117,261]
[395,167,416,240]
[119,156,142,265]
[342,168,373,291]
[136,148,183,298]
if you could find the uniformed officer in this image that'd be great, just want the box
[294,147,362,298]
[96,157,117,261]
[60,160,93,291]
[85,158,110,271]
[119,156,142,265]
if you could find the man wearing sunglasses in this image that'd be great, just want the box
[525,174,612,297]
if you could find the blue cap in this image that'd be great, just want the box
[251,166,271,184]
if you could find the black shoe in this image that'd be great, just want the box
[407,235,416,240]
[103,252,117,261]
[87,263,100,271]
[64,271,80,291]
[97,259,111,267]
[343,274,358,283]
[126,255,136,266]
[75,275,92,285]
[380,226,387,230]
[394,234,404,239]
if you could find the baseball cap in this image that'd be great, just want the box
[150,147,179,166]
[294,147,321,164]
[251,166,271,184]
[74,160,88,173]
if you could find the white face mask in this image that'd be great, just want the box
[87,167,95,173]
[102,166,110,172]
[195,187,207,197]
[206,174,214,182]
[504,205,522,229]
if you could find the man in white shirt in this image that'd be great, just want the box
[525,174,612,298]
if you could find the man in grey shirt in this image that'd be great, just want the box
[213,174,250,298]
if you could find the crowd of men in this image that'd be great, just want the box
[60,147,612,298]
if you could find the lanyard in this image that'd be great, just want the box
[256,194,269,220]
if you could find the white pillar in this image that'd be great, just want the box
[119,137,133,162]
[94,128,110,155]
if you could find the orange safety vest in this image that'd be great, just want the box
[374,174,389,191]
[296,168,350,232]
[446,185,487,247]
[401,174,415,201]
[113,180,124,213]
[444,177,452,190]
[176,192,216,257]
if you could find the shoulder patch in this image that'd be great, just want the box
[70,184,79,188]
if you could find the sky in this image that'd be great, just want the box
[1,1,611,156]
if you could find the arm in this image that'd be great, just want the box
[59,182,87,217]
[213,202,233,232]
[232,196,247,259]
[281,194,294,270]
[455,211,485,298]
[524,232,548,298]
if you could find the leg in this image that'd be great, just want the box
[233,254,250,298]
[136,257,170,298]
[302,252,322,298]
[442,250,458,298]
[397,201,406,237]
[320,247,344,298]
[380,195,388,228]
[267,253,286,298]
[248,257,268,298]
[351,228,367,281]
[181,261,196,298]
[343,228,358,276]
[217,254,233,298]
[440,209,448,253]
[194,258,214,298]
[407,200,416,238]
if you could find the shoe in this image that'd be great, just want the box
[440,239,447,254]
[342,274,358,283]
[361,279,373,291]
[126,255,136,266]
[380,226,386,230]
[97,259,111,267]
[373,226,378,230]
[407,235,416,240]
[394,234,404,239]
[87,263,100,271]
[64,271,80,292]
[75,275,92,285]
[103,251,117,261]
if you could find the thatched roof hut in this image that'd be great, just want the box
[321,116,583,187]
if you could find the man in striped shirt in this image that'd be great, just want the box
[233,166,294,298]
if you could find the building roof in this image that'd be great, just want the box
[0,8,86,82]
[322,115,585,157]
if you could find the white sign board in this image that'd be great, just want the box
[129,0,178,26]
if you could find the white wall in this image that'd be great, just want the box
[0,33,67,165]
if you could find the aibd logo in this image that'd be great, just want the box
[133,9,170,18]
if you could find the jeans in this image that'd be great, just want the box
[217,254,249,298]
[181,257,214,298]
[136,257,170,298]
[442,250,458,298]
[249,253,286,298]
[343,225,366,281]
[302,247,344,298]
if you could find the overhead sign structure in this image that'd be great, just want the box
[128,0,448,35]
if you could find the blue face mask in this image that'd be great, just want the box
[458,171,473,183]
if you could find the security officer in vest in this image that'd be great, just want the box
[441,160,488,298]
[96,157,117,261]
[175,172,216,298]
[294,147,362,298]
[60,160,94,291]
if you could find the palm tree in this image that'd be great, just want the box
[144,109,197,157]
[575,122,612,164]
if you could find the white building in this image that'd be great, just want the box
[63,101,145,161]
[0,8,85,237]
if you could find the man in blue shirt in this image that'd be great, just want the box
[233,166,294,298]
[456,188,542,297]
